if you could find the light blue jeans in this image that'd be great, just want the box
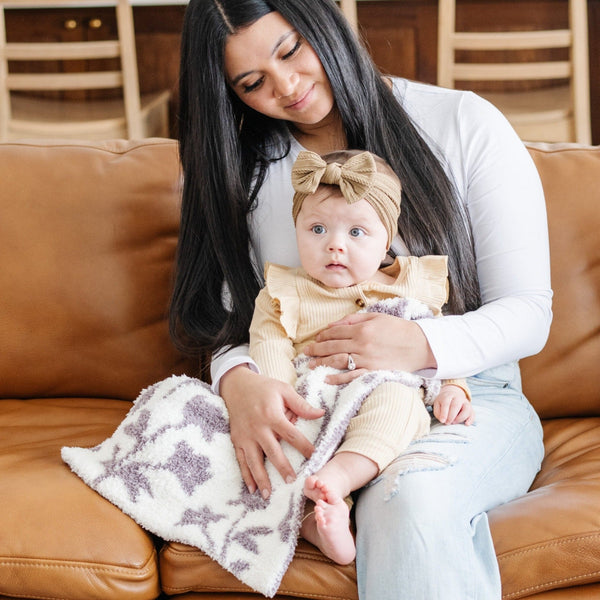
[355,362,544,600]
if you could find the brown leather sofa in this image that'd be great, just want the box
[1,138,599,600]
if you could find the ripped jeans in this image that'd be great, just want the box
[354,362,544,600]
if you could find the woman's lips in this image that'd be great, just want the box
[285,85,314,110]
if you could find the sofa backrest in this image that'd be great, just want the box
[520,144,600,419]
[0,139,196,401]
[1,139,598,417]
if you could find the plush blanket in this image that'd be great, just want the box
[62,297,439,597]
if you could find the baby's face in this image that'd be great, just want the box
[295,186,389,288]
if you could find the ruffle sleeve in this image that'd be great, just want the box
[410,255,449,315]
[263,262,302,339]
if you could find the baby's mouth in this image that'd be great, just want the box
[326,262,347,270]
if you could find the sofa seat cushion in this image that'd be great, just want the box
[159,417,600,600]
[525,583,600,599]
[164,586,600,600]
[489,417,600,599]
[159,539,357,600]
[0,398,160,600]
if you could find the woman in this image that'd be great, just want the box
[171,0,551,597]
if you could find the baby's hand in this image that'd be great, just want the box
[433,384,474,426]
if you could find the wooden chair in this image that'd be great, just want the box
[0,0,171,141]
[437,0,591,144]
[339,0,358,33]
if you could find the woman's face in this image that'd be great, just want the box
[224,11,335,127]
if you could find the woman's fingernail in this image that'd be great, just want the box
[286,475,295,484]
[262,489,270,499]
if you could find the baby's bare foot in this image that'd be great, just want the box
[301,477,355,565]
[304,474,329,504]
[313,497,355,565]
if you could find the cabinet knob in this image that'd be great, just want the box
[88,18,103,29]
[63,19,78,30]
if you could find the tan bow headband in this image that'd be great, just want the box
[291,150,401,246]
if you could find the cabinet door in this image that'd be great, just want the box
[5,7,122,102]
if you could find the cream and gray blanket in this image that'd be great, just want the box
[62,297,439,597]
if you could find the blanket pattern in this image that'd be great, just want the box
[62,297,439,597]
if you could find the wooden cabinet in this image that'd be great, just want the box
[4,1,599,143]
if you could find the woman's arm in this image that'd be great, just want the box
[306,89,552,380]
[418,92,552,378]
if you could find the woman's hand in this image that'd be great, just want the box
[304,312,436,384]
[219,365,324,499]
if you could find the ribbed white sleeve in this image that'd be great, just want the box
[210,344,258,394]
[399,83,552,378]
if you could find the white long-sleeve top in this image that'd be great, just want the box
[211,79,552,389]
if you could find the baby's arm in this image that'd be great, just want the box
[250,290,298,424]
[249,287,297,388]
[433,380,474,426]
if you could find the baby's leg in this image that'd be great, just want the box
[338,381,430,473]
[304,451,378,504]
[307,381,429,502]
[301,383,430,564]
[301,451,377,563]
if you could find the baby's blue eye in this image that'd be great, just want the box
[350,227,364,237]
[312,225,326,234]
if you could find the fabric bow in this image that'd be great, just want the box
[291,150,376,206]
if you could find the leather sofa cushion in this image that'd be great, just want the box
[520,145,600,419]
[165,589,600,600]
[160,538,357,599]
[169,592,600,600]
[490,417,600,598]
[0,139,194,401]
[159,417,600,600]
[0,397,160,600]
[526,584,600,599]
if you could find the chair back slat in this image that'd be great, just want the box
[0,0,158,140]
[437,0,591,144]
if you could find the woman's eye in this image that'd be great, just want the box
[282,38,302,60]
[242,77,264,93]
[312,225,326,235]
[350,227,365,237]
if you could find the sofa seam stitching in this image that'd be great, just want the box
[160,583,354,600]
[0,559,155,575]
[497,531,600,560]
[502,569,600,599]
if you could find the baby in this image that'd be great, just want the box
[249,150,474,564]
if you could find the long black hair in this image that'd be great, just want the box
[171,0,481,357]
